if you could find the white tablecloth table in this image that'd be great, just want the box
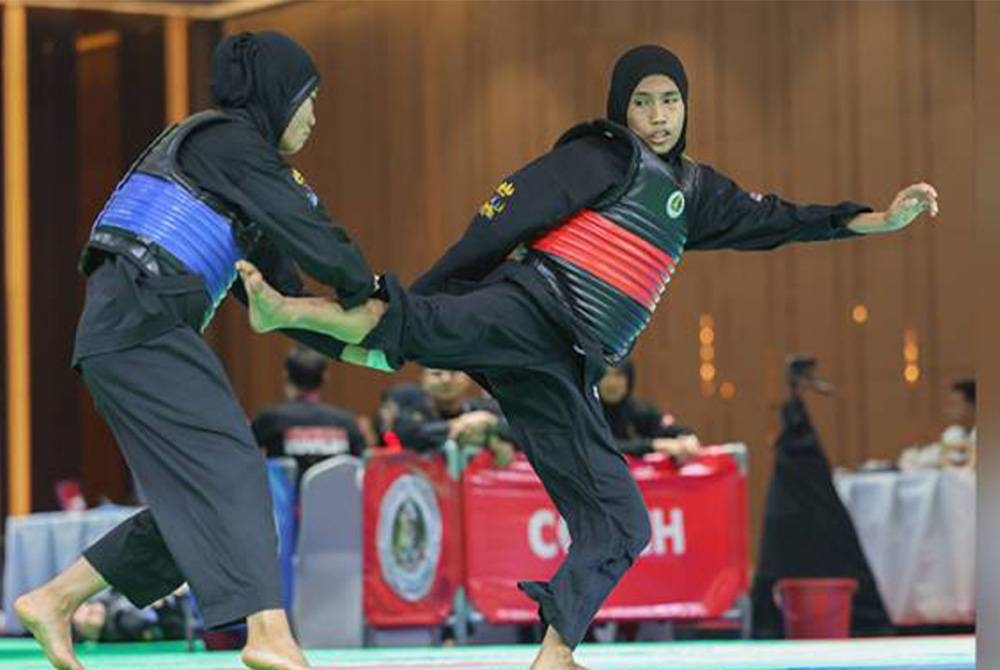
[3,506,141,634]
[834,469,974,625]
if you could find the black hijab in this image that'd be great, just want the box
[210,31,319,146]
[377,383,434,438]
[601,359,638,438]
[606,45,689,164]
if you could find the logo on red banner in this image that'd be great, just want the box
[363,452,460,627]
[376,474,443,602]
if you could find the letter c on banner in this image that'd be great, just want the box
[528,509,559,559]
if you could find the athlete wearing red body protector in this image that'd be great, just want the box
[237,45,939,670]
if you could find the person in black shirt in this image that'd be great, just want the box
[374,382,432,446]
[253,346,366,487]
[379,368,518,466]
[15,32,375,670]
[238,45,939,670]
[394,369,496,447]
[598,359,700,459]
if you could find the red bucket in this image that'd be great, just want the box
[773,577,858,639]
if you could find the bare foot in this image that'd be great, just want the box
[236,260,288,333]
[241,645,312,670]
[531,658,590,670]
[530,639,576,670]
[529,625,583,670]
[14,591,84,670]
[529,653,575,670]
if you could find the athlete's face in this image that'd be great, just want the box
[279,89,317,155]
[626,74,685,156]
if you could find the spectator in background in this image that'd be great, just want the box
[374,382,433,447]
[899,378,976,470]
[252,346,366,486]
[752,354,890,637]
[379,368,517,466]
[943,378,977,443]
[598,359,701,460]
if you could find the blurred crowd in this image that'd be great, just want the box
[255,346,706,478]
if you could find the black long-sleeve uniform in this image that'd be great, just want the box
[363,130,868,647]
[76,33,374,628]
[411,138,859,297]
[252,395,367,487]
[390,393,509,453]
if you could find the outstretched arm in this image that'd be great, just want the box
[686,162,939,251]
[845,182,939,234]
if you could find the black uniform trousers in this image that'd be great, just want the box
[368,264,652,648]
[75,258,283,629]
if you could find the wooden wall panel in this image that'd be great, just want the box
[0,8,6,521]
[27,9,83,511]
[74,28,126,506]
[22,10,165,510]
[224,1,975,549]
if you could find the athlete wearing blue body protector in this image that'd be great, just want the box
[15,31,375,670]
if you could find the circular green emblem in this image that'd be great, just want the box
[666,190,686,219]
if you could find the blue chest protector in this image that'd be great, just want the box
[85,111,254,331]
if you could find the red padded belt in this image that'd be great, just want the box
[532,210,676,309]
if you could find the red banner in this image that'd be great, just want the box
[363,452,461,626]
[461,447,748,624]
